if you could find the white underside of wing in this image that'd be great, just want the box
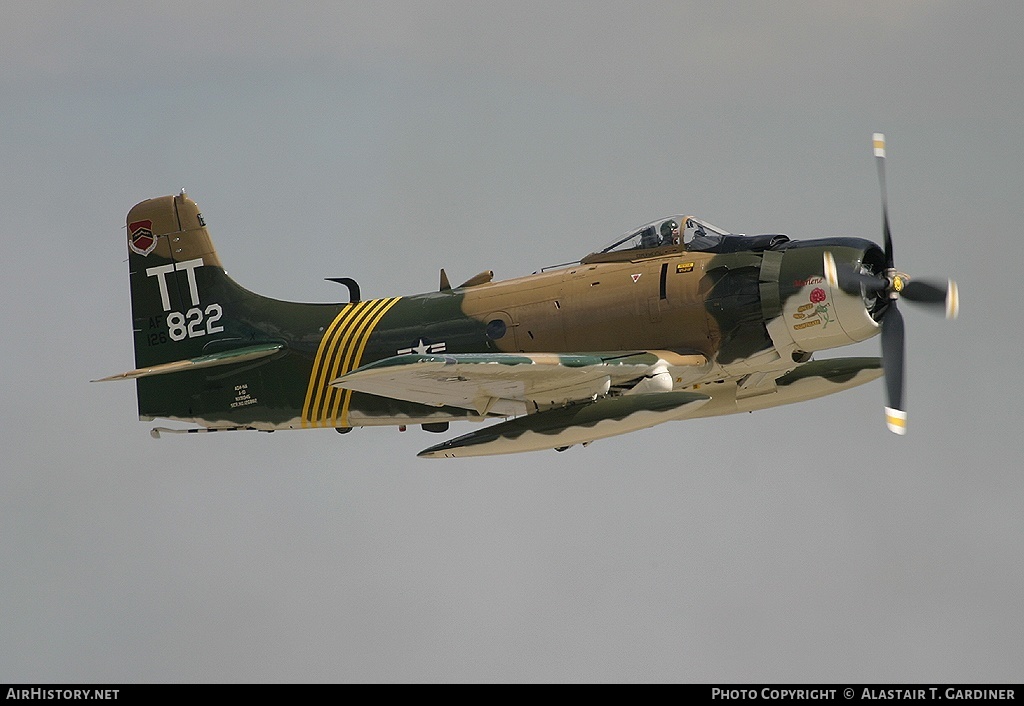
[331,352,706,414]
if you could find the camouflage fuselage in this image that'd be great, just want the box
[124,193,884,433]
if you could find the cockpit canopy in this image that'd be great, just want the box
[603,216,731,252]
[579,215,790,264]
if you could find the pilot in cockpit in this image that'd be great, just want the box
[659,220,680,246]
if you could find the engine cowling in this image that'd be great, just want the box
[772,239,886,354]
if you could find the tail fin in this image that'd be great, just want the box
[106,192,399,431]
[116,192,306,427]
[126,192,230,368]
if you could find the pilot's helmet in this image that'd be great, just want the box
[661,220,679,238]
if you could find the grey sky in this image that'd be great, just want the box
[2,1,1022,682]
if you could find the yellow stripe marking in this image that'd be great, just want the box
[321,297,393,426]
[301,306,352,425]
[312,301,379,425]
[336,297,402,426]
[310,299,389,427]
[301,297,402,428]
[301,303,368,427]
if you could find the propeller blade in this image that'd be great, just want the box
[865,134,958,435]
[881,301,906,435]
[824,252,887,296]
[874,133,894,270]
[902,279,960,319]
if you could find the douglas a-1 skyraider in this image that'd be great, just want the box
[97,135,958,457]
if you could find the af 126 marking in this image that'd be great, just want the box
[145,257,224,343]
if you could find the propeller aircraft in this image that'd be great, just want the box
[97,134,958,457]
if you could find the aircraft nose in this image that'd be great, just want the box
[773,240,885,353]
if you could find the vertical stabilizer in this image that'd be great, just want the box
[126,192,230,369]
[123,192,305,425]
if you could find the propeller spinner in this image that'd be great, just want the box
[824,133,959,435]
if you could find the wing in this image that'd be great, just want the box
[416,391,712,458]
[331,350,710,456]
[330,352,882,458]
[331,350,708,417]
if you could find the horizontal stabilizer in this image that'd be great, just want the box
[418,391,710,458]
[92,342,283,382]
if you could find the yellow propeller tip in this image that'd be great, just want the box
[885,407,907,435]
[873,133,886,158]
